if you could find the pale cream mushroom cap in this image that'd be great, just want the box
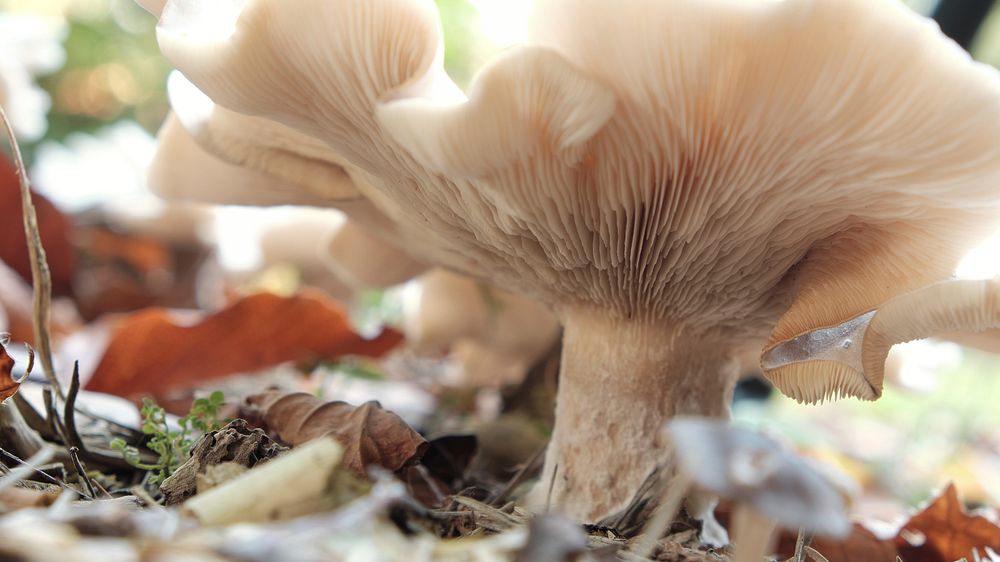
[165,72,360,205]
[325,220,428,290]
[150,0,1000,520]
[402,269,560,387]
[150,112,341,207]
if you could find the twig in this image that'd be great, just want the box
[805,546,831,562]
[0,106,62,400]
[794,529,814,562]
[0,400,53,460]
[0,446,86,498]
[12,392,57,441]
[42,387,68,444]
[0,446,55,493]
[63,362,133,470]
[68,447,98,498]
[130,485,163,510]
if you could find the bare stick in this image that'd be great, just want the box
[68,447,98,498]
[0,106,62,400]
[794,529,815,562]
[0,446,55,493]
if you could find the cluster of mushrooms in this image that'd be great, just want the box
[136,0,1000,524]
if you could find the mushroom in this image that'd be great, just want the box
[145,0,1000,520]
[326,220,428,290]
[664,418,852,562]
[402,269,560,387]
[257,209,354,300]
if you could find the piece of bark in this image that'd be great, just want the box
[241,391,428,477]
[160,419,286,505]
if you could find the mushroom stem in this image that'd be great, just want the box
[730,506,778,562]
[536,309,738,521]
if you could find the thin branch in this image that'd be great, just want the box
[0,446,55,493]
[68,447,98,499]
[0,106,62,400]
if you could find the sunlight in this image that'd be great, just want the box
[469,0,535,48]
[956,228,1000,279]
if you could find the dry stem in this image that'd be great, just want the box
[0,106,62,400]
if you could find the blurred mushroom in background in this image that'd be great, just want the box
[402,269,559,388]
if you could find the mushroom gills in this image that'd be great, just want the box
[763,278,1000,404]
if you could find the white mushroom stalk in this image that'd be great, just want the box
[146,0,1000,521]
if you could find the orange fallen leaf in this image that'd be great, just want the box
[0,154,75,296]
[0,337,19,401]
[241,391,428,476]
[84,291,403,396]
[894,483,1000,562]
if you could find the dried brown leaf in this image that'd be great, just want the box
[241,391,428,476]
[894,483,1000,562]
[0,339,19,402]
[84,291,403,396]
[0,155,75,295]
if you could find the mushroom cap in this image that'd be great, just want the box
[165,72,360,204]
[325,220,428,289]
[665,417,851,538]
[151,0,1000,403]
[402,269,559,358]
[150,111,343,207]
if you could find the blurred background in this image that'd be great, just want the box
[0,0,999,533]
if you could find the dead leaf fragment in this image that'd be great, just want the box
[0,339,19,402]
[894,483,1000,562]
[84,291,403,396]
[160,419,287,505]
[0,155,75,295]
[241,391,428,476]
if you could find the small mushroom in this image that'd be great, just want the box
[402,269,560,387]
[762,278,1000,402]
[665,418,852,562]
[144,0,1000,520]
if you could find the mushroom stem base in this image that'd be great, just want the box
[533,310,738,522]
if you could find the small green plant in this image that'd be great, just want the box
[111,391,226,485]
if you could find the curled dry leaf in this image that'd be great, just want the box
[894,483,1000,562]
[85,291,403,396]
[241,391,428,476]
[0,338,19,402]
[0,155,75,296]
